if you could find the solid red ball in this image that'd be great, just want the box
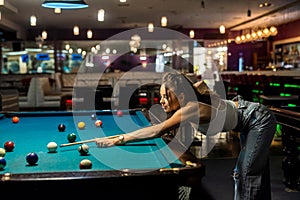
[4,141,15,152]
[12,116,19,123]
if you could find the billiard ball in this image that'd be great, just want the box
[26,152,38,165]
[91,114,97,120]
[4,141,15,152]
[58,123,66,132]
[12,116,19,123]
[117,110,123,117]
[95,120,103,127]
[0,148,6,157]
[47,142,58,153]
[77,122,85,129]
[67,133,77,142]
[0,157,6,170]
[79,159,92,169]
[78,144,89,155]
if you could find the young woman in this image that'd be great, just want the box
[95,72,277,200]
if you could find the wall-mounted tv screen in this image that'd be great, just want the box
[36,53,50,61]
[21,54,29,62]
[72,54,82,61]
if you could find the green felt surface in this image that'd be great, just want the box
[0,110,182,175]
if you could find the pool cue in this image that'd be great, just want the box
[148,109,162,124]
[59,135,119,147]
[60,110,161,147]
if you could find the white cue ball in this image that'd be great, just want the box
[78,144,89,155]
[0,148,6,157]
[47,142,58,153]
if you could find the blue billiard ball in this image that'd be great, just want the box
[26,152,38,165]
[0,157,6,170]
[91,114,97,120]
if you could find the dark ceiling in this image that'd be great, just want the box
[0,0,299,40]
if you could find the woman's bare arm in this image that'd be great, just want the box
[95,101,214,147]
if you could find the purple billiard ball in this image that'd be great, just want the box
[26,152,38,165]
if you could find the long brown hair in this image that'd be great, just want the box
[162,72,219,106]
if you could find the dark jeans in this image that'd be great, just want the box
[232,95,277,200]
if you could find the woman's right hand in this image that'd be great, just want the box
[95,136,120,148]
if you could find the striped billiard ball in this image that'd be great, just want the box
[78,144,89,155]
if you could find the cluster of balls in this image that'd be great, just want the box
[47,121,94,169]
[0,147,7,170]
[2,112,123,170]
[0,140,39,169]
[0,140,15,170]
[57,123,77,143]
[0,116,39,169]
[46,140,90,169]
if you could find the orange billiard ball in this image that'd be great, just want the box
[12,116,19,123]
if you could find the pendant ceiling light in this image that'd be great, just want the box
[42,0,88,9]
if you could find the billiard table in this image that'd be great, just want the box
[0,109,205,199]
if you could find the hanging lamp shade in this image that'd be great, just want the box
[42,0,88,9]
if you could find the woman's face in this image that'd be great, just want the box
[159,84,180,113]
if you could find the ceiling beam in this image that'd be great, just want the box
[0,0,18,13]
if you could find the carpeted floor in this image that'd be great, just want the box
[188,132,300,200]
[197,156,300,200]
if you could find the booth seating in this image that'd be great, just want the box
[19,77,64,111]
[35,77,63,110]
[0,89,19,111]
[55,72,75,93]
[19,77,36,110]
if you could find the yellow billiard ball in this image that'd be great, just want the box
[77,122,85,129]
[0,148,6,157]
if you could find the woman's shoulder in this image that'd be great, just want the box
[186,101,213,110]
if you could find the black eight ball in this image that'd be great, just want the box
[58,123,66,132]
